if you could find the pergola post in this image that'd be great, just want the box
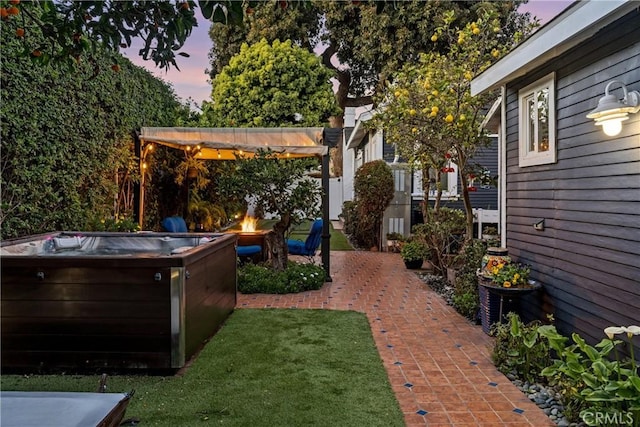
[321,128,342,282]
[321,147,332,282]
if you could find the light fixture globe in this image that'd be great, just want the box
[586,80,640,136]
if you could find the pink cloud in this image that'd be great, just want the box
[124,21,213,105]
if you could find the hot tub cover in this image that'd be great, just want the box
[0,391,131,427]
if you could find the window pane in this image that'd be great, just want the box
[537,89,549,152]
[527,96,536,152]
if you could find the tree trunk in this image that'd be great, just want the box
[269,230,288,272]
[269,217,292,272]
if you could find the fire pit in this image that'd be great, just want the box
[227,214,272,262]
[0,231,237,372]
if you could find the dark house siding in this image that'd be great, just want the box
[503,10,640,354]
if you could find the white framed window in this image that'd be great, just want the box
[518,72,556,167]
[411,165,458,200]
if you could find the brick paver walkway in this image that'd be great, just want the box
[237,251,554,427]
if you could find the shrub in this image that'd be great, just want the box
[85,215,141,232]
[285,262,326,292]
[491,312,551,384]
[238,261,325,294]
[344,160,394,250]
[412,207,466,275]
[538,324,640,425]
[400,240,429,262]
[452,239,485,320]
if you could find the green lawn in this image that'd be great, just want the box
[1,309,402,427]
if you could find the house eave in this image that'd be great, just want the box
[471,0,638,96]
[346,110,374,150]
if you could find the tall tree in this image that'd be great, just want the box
[204,38,337,271]
[372,4,534,265]
[208,0,534,174]
[203,38,339,127]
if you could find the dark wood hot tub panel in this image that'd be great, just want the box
[0,232,237,372]
[1,266,173,370]
[183,241,237,360]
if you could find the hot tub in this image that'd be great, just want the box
[1,231,237,372]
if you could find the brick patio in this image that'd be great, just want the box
[237,251,554,427]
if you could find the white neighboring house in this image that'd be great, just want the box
[341,107,500,245]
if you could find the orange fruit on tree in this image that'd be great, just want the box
[10,0,20,5]
[7,6,19,16]
[1,8,9,19]
[32,50,42,57]
[15,28,24,37]
[111,64,121,72]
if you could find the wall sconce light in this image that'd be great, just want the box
[533,219,545,231]
[586,80,640,136]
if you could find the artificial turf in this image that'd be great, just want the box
[1,309,403,426]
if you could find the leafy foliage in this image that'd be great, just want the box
[344,160,394,249]
[372,4,536,238]
[85,215,141,232]
[204,38,338,127]
[218,149,322,271]
[411,207,466,275]
[0,0,251,72]
[400,240,429,263]
[539,325,640,426]
[238,261,325,294]
[1,16,182,239]
[491,313,551,384]
[209,1,535,109]
[452,239,485,320]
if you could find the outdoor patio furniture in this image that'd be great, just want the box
[237,245,262,257]
[287,219,323,257]
[161,216,188,232]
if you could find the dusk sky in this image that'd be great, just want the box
[124,0,574,107]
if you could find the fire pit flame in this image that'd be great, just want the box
[241,214,258,232]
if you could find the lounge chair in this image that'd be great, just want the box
[161,216,188,233]
[287,219,323,258]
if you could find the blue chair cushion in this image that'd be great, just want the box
[161,216,188,233]
[287,219,323,256]
[287,239,306,254]
[237,245,262,257]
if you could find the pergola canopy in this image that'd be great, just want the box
[140,127,330,160]
[136,126,342,281]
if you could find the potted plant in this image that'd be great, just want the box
[400,240,428,269]
[478,260,541,334]
[386,232,404,253]
[482,226,500,243]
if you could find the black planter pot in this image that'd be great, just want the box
[403,259,423,269]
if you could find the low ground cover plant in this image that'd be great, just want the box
[491,313,640,426]
[238,261,325,294]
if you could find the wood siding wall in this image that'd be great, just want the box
[503,10,640,355]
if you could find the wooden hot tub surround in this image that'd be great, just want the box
[1,231,237,372]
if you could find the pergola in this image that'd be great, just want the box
[136,126,342,280]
